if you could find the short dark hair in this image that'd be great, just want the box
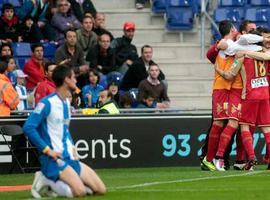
[142,90,156,100]
[119,93,133,107]
[64,29,76,39]
[2,3,14,13]
[44,62,56,72]
[89,68,100,83]
[0,61,8,73]
[148,63,159,71]
[99,33,111,41]
[239,20,255,34]
[52,64,73,87]
[31,43,43,52]
[141,45,152,54]
[82,15,93,23]
[257,26,270,34]
[219,20,234,38]
[0,43,13,56]
[1,55,14,64]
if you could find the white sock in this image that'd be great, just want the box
[85,186,93,195]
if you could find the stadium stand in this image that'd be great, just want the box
[151,0,166,14]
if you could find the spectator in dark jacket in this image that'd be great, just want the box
[0,3,22,43]
[136,90,156,108]
[20,16,43,43]
[110,21,138,74]
[121,45,165,91]
[51,0,81,44]
[86,33,116,75]
[68,0,96,22]
[92,13,114,41]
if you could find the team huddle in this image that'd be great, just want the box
[202,19,270,171]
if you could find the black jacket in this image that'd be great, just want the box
[121,57,165,91]
[92,27,114,41]
[111,36,138,66]
[68,0,96,21]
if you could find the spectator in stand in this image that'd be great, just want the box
[111,21,138,74]
[35,62,57,105]
[24,43,46,90]
[0,43,13,58]
[76,16,97,56]
[138,64,170,109]
[2,55,17,86]
[86,33,116,75]
[136,90,155,108]
[18,0,56,42]
[135,0,147,9]
[119,93,133,108]
[0,61,19,116]
[68,0,96,22]
[20,16,43,43]
[92,13,114,41]
[14,70,28,111]
[55,29,89,88]
[0,3,22,43]
[51,0,81,45]
[98,90,120,114]
[121,45,165,91]
[108,81,120,106]
[82,68,104,108]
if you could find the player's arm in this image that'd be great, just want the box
[215,58,243,80]
[245,51,270,61]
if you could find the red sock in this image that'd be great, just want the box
[236,131,246,161]
[241,131,255,160]
[216,125,237,157]
[206,124,224,162]
[263,132,270,158]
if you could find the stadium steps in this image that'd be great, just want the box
[92,0,213,110]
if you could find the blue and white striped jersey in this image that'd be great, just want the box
[23,93,75,159]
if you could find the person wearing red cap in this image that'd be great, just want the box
[110,21,138,75]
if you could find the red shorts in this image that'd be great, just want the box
[239,99,270,126]
[212,89,241,120]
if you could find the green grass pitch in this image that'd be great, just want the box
[0,166,270,199]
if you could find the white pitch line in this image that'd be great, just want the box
[109,171,264,191]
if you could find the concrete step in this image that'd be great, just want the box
[167,77,213,94]
[157,60,214,78]
[92,0,135,9]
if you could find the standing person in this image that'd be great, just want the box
[76,16,97,56]
[55,29,89,88]
[24,43,46,90]
[138,64,170,108]
[14,70,28,111]
[92,13,114,41]
[0,61,19,116]
[34,62,57,105]
[82,68,104,108]
[121,45,165,91]
[23,65,106,198]
[110,21,138,74]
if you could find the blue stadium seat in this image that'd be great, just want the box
[4,0,21,7]
[214,7,245,23]
[245,7,270,27]
[152,0,166,13]
[167,0,193,7]
[12,43,32,57]
[219,0,247,7]
[166,7,194,30]
[43,43,57,58]
[250,0,270,5]
[15,58,28,70]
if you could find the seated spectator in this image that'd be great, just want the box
[76,16,97,56]
[34,62,57,105]
[51,0,81,44]
[93,13,114,41]
[121,45,165,91]
[86,33,116,75]
[18,0,56,42]
[82,68,104,108]
[108,81,120,106]
[111,21,138,74]
[24,43,46,90]
[0,3,22,43]
[55,29,89,88]
[14,70,28,111]
[138,64,170,109]
[97,90,120,114]
[136,90,155,108]
[0,61,19,116]
[0,43,13,58]
[119,93,133,108]
[68,0,96,22]
[20,16,43,43]
[2,55,17,86]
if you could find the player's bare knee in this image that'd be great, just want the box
[228,119,238,129]
[214,120,224,127]
[95,185,107,195]
[73,186,87,197]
